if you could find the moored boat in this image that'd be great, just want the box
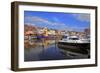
[57,36,90,54]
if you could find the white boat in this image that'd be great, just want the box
[57,36,90,54]
[59,36,90,43]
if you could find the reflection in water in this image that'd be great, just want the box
[24,39,89,61]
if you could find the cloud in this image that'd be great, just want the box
[70,26,87,32]
[72,14,90,22]
[25,16,52,25]
[24,15,90,32]
[53,17,60,22]
[24,16,72,30]
[24,23,36,26]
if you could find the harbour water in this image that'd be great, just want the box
[24,39,90,61]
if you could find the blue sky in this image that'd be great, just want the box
[24,11,90,32]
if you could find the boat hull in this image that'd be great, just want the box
[57,42,90,54]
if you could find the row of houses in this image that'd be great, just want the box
[24,24,90,40]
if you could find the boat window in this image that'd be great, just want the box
[63,36,67,39]
[69,38,79,40]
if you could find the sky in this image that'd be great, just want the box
[24,11,90,32]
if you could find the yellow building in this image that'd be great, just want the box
[43,27,49,36]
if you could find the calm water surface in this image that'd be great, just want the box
[24,40,89,61]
